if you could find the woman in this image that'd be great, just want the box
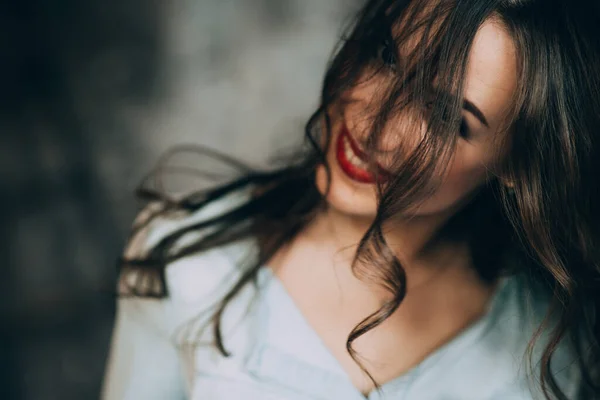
[102,0,600,399]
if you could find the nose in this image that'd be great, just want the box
[344,102,427,157]
[379,111,428,153]
[340,70,430,161]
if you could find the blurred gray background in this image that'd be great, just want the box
[1,0,360,398]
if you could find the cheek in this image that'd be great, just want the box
[417,145,495,212]
[442,159,489,198]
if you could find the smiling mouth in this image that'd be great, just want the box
[335,124,390,184]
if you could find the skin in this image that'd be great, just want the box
[268,19,518,395]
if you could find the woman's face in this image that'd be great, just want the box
[316,19,518,219]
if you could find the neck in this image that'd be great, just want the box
[318,201,458,254]
[296,201,483,295]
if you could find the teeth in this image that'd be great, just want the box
[343,135,369,169]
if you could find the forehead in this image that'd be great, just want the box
[464,20,518,131]
[390,8,518,132]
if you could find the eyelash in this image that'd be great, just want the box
[425,102,471,139]
[459,119,470,139]
[375,37,398,71]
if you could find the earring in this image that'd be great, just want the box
[503,182,515,194]
[498,176,515,192]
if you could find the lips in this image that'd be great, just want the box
[335,124,390,184]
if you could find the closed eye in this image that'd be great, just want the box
[375,37,398,71]
[459,118,470,139]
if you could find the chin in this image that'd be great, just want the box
[315,162,379,219]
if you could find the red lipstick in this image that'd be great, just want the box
[335,124,390,184]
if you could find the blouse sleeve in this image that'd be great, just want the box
[101,202,188,400]
[102,188,254,400]
[101,295,187,400]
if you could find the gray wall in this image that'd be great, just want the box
[1,0,360,399]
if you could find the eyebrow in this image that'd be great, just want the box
[463,98,489,128]
[431,89,489,128]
